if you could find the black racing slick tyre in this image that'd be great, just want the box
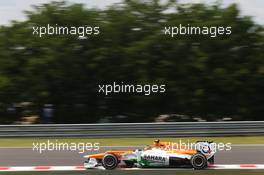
[124,161,134,168]
[102,154,119,170]
[208,155,214,164]
[190,153,208,170]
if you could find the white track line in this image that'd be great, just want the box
[0,166,85,172]
[1,165,264,171]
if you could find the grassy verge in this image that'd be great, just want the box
[0,136,263,147]
[1,170,264,175]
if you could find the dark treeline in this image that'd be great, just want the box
[0,0,263,123]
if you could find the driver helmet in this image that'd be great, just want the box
[154,139,160,146]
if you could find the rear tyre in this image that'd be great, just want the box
[208,156,214,164]
[190,153,207,170]
[102,154,119,170]
[124,161,134,168]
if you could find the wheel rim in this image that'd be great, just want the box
[194,156,204,167]
[104,156,115,167]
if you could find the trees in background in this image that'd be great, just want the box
[0,0,263,123]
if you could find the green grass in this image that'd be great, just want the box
[1,170,264,175]
[0,136,263,147]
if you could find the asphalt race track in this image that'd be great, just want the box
[0,145,263,166]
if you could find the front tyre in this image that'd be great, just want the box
[102,154,119,170]
[190,153,207,170]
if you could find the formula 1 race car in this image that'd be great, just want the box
[84,140,215,170]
